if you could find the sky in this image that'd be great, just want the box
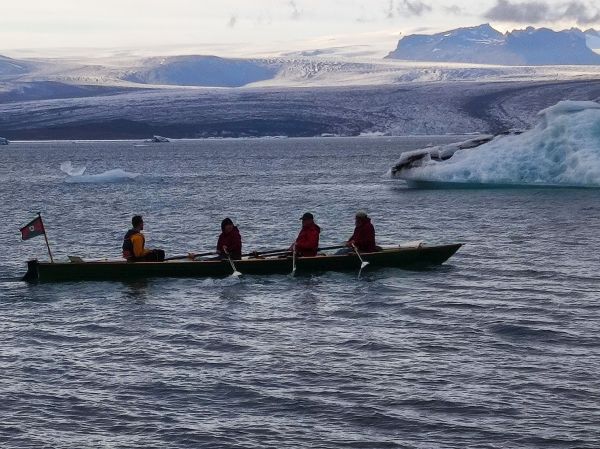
[1,0,599,57]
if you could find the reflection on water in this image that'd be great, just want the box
[122,279,151,302]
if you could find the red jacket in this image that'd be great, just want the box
[217,226,242,259]
[349,218,377,252]
[295,222,320,257]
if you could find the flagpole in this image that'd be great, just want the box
[38,212,54,263]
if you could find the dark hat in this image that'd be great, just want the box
[300,212,314,221]
[221,217,234,231]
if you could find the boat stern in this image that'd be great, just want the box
[22,259,40,283]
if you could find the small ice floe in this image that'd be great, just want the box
[390,100,600,188]
[60,161,140,183]
[145,135,170,143]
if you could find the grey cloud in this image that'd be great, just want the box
[289,0,302,20]
[563,1,600,25]
[386,0,432,19]
[444,5,466,15]
[485,0,600,25]
[484,0,550,23]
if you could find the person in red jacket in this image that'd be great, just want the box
[292,212,321,257]
[347,211,378,253]
[217,218,242,260]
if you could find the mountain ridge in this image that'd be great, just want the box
[386,24,600,65]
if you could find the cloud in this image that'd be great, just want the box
[443,5,466,15]
[484,0,600,25]
[227,15,237,28]
[563,1,600,25]
[484,0,550,22]
[289,0,302,20]
[386,0,432,19]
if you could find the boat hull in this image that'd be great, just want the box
[23,244,462,283]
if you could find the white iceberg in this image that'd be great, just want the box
[60,161,139,183]
[145,135,170,143]
[391,100,600,188]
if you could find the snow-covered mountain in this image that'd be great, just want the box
[586,29,600,51]
[1,34,600,139]
[386,24,600,65]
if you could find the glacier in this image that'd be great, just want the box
[1,40,600,139]
[390,101,600,188]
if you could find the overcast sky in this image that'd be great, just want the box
[2,0,599,56]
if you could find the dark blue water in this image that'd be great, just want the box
[1,137,599,448]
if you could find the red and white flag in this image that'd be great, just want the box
[20,215,45,241]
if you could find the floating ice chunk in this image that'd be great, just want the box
[60,161,140,183]
[391,100,600,188]
[65,169,140,183]
[60,161,86,176]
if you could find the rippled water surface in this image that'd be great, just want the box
[1,137,599,448]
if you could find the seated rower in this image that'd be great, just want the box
[122,215,165,262]
[217,218,242,260]
[292,212,320,257]
[339,211,379,254]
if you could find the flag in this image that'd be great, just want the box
[20,215,45,241]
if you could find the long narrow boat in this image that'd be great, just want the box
[23,244,462,283]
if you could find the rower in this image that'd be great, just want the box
[291,212,320,257]
[122,215,165,262]
[348,210,379,252]
[338,211,380,254]
[216,218,242,260]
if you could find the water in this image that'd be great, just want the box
[1,137,599,448]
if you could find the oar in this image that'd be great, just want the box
[291,244,297,276]
[242,247,290,257]
[244,244,346,258]
[224,249,242,277]
[256,251,292,258]
[352,244,370,270]
[164,252,216,261]
[318,245,346,251]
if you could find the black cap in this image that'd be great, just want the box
[221,217,234,231]
[300,212,314,221]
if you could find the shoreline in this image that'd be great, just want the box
[2,134,480,144]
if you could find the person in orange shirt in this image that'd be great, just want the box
[122,215,165,262]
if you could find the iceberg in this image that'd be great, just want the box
[391,100,600,188]
[60,161,86,176]
[65,169,140,183]
[60,161,139,183]
[145,135,170,143]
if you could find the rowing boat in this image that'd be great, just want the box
[23,244,462,283]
